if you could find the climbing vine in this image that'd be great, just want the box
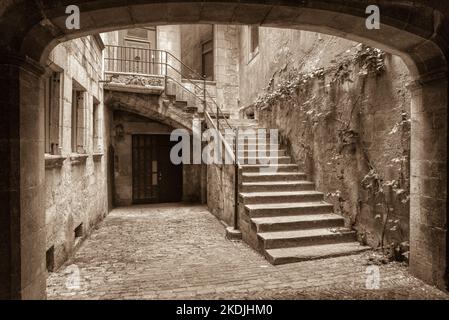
[249,44,411,262]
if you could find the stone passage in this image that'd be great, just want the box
[235,121,370,264]
[46,204,448,300]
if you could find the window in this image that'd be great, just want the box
[202,39,214,80]
[44,72,62,155]
[125,27,156,46]
[46,246,55,273]
[74,223,83,247]
[74,223,83,239]
[123,27,157,74]
[248,25,260,61]
[71,84,86,154]
[92,98,101,153]
[126,28,149,39]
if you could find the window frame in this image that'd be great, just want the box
[44,72,62,155]
[92,97,101,153]
[248,25,260,63]
[71,83,87,154]
[201,38,214,80]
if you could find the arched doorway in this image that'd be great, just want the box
[0,0,447,298]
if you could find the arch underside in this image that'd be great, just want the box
[105,91,193,131]
[0,1,446,79]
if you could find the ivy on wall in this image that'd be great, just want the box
[247,44,411,262]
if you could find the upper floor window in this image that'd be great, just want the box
[71,83,86,154]
[202,39,214,80]
[126,28,149,39]
[92,98,101,153]
[44,72,62,155]
[248,25,260,62]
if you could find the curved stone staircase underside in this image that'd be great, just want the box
[105,87,196,131]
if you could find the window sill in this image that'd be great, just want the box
[93,153,104,162]
[45,154,67,169]
[70,153,89,166]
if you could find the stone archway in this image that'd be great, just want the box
[0,0,447,299]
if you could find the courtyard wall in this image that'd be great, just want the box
[45,36,109,270]
[239,28,412,256]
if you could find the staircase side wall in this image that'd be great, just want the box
[207,163,236,227]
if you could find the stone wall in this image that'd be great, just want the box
[214,25,240,118]
[238,28,360,108]
[207,163,236,227]
[240,28,412,257]
[45,36,109,271]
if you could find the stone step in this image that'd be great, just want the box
[174,100,188,108]
[245,202,334,218]
[237,137,278,143]
[184,106,197,114]
[240,191,324,204]
[239,143,280,149]
[240,181,315,193]
[238,149,287,157]
[252,214,345,232]
[240,164,297,173]
[242,172,307,182]
[258,228,356,249]
[265,242,371,265]
[210,114,231,120]
[223,119,258,125]
[239,157,292,165]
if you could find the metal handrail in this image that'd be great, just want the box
[165,52,233,131]
[165,50,205,80]
[104,45,232,131]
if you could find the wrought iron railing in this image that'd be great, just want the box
[104,45,241,230]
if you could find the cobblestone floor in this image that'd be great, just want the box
[47,204,449,300]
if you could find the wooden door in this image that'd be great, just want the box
[132,135,183,204]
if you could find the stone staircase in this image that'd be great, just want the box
[226,120,370,265]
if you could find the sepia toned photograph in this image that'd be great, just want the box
[0,0,448,307]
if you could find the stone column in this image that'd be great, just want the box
[408,72,448,290]
[0,54,46,299]
[157,25,182,82]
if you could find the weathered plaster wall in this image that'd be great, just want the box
[158,25,182,82]
[207,164,236,227]
[240,28,412,257]
[214,25,240,118]
[239,27,360,108]
[45,36,108,270]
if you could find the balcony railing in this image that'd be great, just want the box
[105,45,166,76]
